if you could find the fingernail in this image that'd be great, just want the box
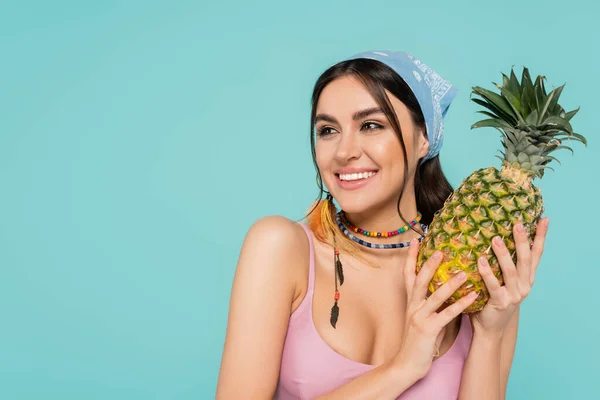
[516,223,524,233]
[478,256,487,266]
[432,251,442,260]
[468,291,478,298]
[493,236,503,246]
[456,271,467,280]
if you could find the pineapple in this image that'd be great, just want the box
[416,67,586,313]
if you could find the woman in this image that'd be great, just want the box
[216,50,549,399]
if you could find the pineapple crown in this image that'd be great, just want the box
[470,67,586,179]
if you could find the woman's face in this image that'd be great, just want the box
[314,75,429,214]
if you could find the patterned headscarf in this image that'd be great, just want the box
[343,50,458,163]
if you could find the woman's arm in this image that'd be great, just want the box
[314,362,422,400]
[499,308,519,396]
[458,308,519,399]
[216,216,306,398]
[458,218,548,400]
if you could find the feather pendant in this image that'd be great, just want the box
[335,258,344,286]
[330,301,339,329]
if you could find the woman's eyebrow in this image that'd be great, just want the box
[315,107,385,124]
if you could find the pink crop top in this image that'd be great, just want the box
[274,222,473,399]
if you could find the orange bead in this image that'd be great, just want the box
[334,291,340,300]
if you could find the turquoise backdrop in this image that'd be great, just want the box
[1,0,598,398]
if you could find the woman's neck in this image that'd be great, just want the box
[339,192,425,260]
[343,191,420,231]
[344,207,421,233]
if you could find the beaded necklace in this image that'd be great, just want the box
[336,212,428,249]
[339,210,422,238]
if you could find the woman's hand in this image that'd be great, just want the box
[471,218,550,335]
[393,238,478,379]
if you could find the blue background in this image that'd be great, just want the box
[1,0,597,398]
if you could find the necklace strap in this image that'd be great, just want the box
[335,212,427,249]
[339,210,422,238]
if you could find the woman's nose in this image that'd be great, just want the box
[335,132,362,162]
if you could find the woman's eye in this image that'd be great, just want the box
[317,127,336,137]
[361,122,383,131]
[317,122,382,137]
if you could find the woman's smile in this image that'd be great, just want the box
[334,169,379,191]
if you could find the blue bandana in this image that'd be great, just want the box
[343,50,458,163]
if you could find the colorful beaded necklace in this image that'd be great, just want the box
[336,212,428,249]
[339,210,422,238]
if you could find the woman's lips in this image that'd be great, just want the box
[335,171,378,191]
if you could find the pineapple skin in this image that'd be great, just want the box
[416,165,544,313]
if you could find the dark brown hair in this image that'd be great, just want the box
[305,58,453,230]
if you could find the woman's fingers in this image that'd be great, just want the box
[433,291,478,327]
[412,249,444,303]
[477,256,503,298]
[491,235,521,300]
[418,269,469,316]
[530,218,549,285]
[513,223,532,286]
[403,239,420,300]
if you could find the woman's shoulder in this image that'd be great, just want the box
[244,215,309,249]
[239,215,311,302]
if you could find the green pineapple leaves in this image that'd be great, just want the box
[471,66,587,178]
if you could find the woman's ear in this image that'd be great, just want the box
[417,132,429,159]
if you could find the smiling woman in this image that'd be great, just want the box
[215,50,546,400]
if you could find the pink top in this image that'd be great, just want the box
[274,222,473,400]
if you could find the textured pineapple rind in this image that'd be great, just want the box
[415,166,544,313]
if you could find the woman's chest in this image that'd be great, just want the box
[311,249,409,365]
[309,246,461,366]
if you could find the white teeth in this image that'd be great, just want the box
[339,171,376,181]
